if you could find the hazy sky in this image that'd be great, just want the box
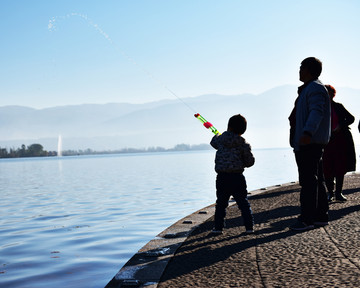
[1,0,360,108]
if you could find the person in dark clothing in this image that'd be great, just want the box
[323,85,356,202]
[288,57,331,231]
[210,114,255,235]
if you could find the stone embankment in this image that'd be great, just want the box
[106,174,360,288]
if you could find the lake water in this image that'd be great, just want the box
[0,148,301,287]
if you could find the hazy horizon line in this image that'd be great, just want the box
[3,84,360,110]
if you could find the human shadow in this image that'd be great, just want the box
[106,181,360,287]
[157,218,297,283]
[342,187,360,195]
[168,186,301,253]
[158,185,360,283]
[329,203,360,222]
[249,187,300,201]
[157,188,302,283]
[226,205,299,230]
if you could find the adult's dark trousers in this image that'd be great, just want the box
[214,172,254,231]
[295,144,329,224]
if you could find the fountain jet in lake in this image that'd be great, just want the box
[57,135,62,157]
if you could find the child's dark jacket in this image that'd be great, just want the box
[210,131,255,174]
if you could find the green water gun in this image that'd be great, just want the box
[194,113,220,135]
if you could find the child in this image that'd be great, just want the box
[210,114,255,235]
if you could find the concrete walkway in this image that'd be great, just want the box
[106,174,360,287]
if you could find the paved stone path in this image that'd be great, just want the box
[156,174,360,288]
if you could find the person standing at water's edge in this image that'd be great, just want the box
[323,84,356,203]
[210,114,255,235]
[288,57,331,231]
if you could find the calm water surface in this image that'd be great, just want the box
[0,149,298,287]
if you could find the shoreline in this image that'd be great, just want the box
[105,181,299,288]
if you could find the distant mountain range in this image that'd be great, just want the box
[1,85,359,151]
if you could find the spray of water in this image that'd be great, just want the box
[49,13,113,43]
[48,13,196,113]
[57,134,62,157]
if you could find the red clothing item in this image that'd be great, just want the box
[323,130,348,178]
[331,104,339,131]
[323,100,356,178]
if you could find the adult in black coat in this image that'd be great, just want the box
[323,85,356,202]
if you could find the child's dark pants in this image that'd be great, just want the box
[214,172,254,231]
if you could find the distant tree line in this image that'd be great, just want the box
[61,143,212,156]
[0,144,57,158]
[0,143,212,159]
